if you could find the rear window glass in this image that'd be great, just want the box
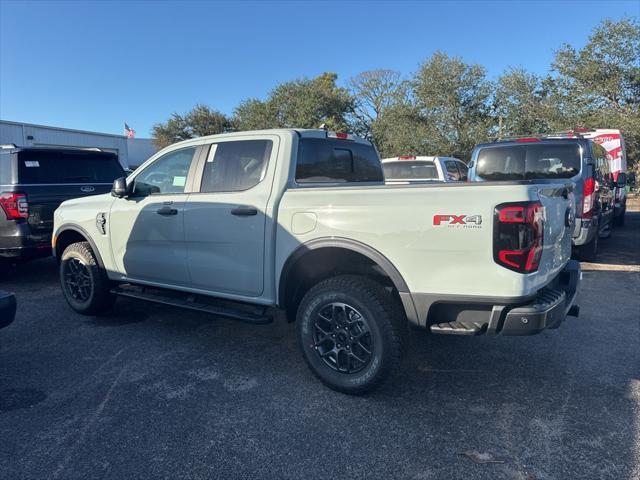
[475,143,581,180]
[296,138,383,184]
[17,150,124,184]
[383,161,439,180]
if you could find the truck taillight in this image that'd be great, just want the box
[494,201,544,273]
[582,178,595,219]
[0,192,29,220]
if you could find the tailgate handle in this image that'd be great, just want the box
[156,206,178,216]
[231,206,258,216]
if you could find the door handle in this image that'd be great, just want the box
[231,206,258,216]
[156,206,178,216]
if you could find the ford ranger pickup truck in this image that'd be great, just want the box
[53,129,581,394]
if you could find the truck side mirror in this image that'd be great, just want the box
[615,172,627,188]
[111,177,130,198]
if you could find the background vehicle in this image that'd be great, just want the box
[468,134,617,261]
[382,156,468,183]
[53,129,580,394]
[0,145,125,267]
[578,129,628,226]
[0,290,16,329]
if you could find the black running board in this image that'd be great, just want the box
[110,285,273,325]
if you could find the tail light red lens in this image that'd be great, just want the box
[0,192,29,220]
[582,177,595,219]
[494,201,544,273]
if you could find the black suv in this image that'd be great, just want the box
[468,134,619,261]
[0,145,125,268]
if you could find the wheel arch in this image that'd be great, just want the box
[278,237,416,323]
[53,224,105,269]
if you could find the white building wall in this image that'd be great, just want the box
[127,138,158,168]
[0,120,157,169]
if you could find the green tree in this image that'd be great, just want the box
[552,17,640,169]
[493,68,566,137]
[370,101,430,158]
[152,104,232,149]
[233,98,275,131]
[348,70,404,133]
[412,51,494,160]
[233,72,353,131]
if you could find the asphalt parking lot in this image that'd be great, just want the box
[1,202,639,480]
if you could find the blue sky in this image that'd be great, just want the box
[0,0,637,137]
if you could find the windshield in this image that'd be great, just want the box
[475,143,581,181]
[383,161,439,180]
[17,150,125,184]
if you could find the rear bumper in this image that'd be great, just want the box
[572,218,596,247]
[500,260,580,335]
[0,221,52,260]
[410,260,581,336]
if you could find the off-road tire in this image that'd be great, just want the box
[296,275,405,395]
[60,241,115,315]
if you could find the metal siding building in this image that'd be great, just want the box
[0,120,157,168]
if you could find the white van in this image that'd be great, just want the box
[579,129,628,226]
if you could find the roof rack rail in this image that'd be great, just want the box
[25,145,104,152]
[0,143,17,149]
[497,129,597,142]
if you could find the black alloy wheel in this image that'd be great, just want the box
[312,302,373,374]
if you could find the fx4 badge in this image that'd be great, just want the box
[433,214,483,228]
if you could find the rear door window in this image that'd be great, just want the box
[200,140,272,193]
[592,143,610,180]
[17,150,125,184]
[457,161,468,180]
[475,143,581,180]
[295,138,383,184]
[383,161,439,180]
[444,160,462,181]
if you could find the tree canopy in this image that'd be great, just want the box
[152,104,232,149]
[151,18,639,171]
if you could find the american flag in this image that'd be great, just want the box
[124,123,136,139]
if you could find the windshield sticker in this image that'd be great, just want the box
[172,176,186,187]
[24,161,40,167]
[206,144,218,162]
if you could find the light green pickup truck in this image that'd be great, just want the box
[53,129,581,394]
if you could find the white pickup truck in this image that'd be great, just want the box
[53,129,581,394]
[382,155,469,183]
